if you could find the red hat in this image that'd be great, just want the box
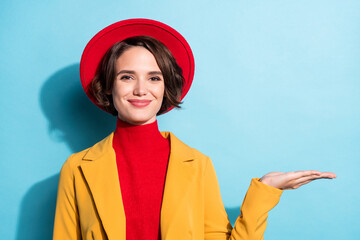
[80,18,195,113]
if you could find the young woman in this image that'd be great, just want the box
[53,19,336,240]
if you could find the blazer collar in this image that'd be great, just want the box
[80,131,196,239]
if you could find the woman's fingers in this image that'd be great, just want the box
[290,174,326,187]
[319,172,337,178]
[291,174,336,190]
[289,170,321,179]
[277,172,319,190]
[290,171,336,183]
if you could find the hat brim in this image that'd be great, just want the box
[80,18,195,113]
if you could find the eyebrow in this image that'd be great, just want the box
[116,70,163,76]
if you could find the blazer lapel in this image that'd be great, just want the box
[80,133,126,240]
[160,132,197,237]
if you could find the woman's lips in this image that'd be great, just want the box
[127,99,152,107]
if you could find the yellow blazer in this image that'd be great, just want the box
[53,132,282,240]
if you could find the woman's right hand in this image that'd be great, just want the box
[259,170,337,190]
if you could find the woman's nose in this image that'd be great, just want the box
[133,79,147,96]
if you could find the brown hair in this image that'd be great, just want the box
[89,35,184,116]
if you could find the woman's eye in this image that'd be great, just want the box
[120,75,132,80]
[150,76,161,81]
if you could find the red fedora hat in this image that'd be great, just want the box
[80,18,195,113]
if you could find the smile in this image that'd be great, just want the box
[127,99,152,107]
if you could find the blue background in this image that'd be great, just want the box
[1,0,359,239]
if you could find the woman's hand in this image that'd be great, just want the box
[259,171,337,190]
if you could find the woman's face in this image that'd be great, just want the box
[112,46,165,125]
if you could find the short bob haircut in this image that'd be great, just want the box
[89,35,184,116]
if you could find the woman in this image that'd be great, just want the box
[53,19,336,240]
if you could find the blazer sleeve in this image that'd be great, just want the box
[203,157,283,240]
[53,156,82,240]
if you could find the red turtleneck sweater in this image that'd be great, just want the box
[112,119,170,240]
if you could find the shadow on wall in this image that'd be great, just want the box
[16,174,59,240]
[39,63,115,153]
[16,64,115,239]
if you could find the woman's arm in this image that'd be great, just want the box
[203,157,282,240]
[53,157,82,240]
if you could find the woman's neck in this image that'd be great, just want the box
[113,118,168,154]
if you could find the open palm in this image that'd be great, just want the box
[260,171,337,190]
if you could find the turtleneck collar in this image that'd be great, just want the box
[112,118,169,156]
